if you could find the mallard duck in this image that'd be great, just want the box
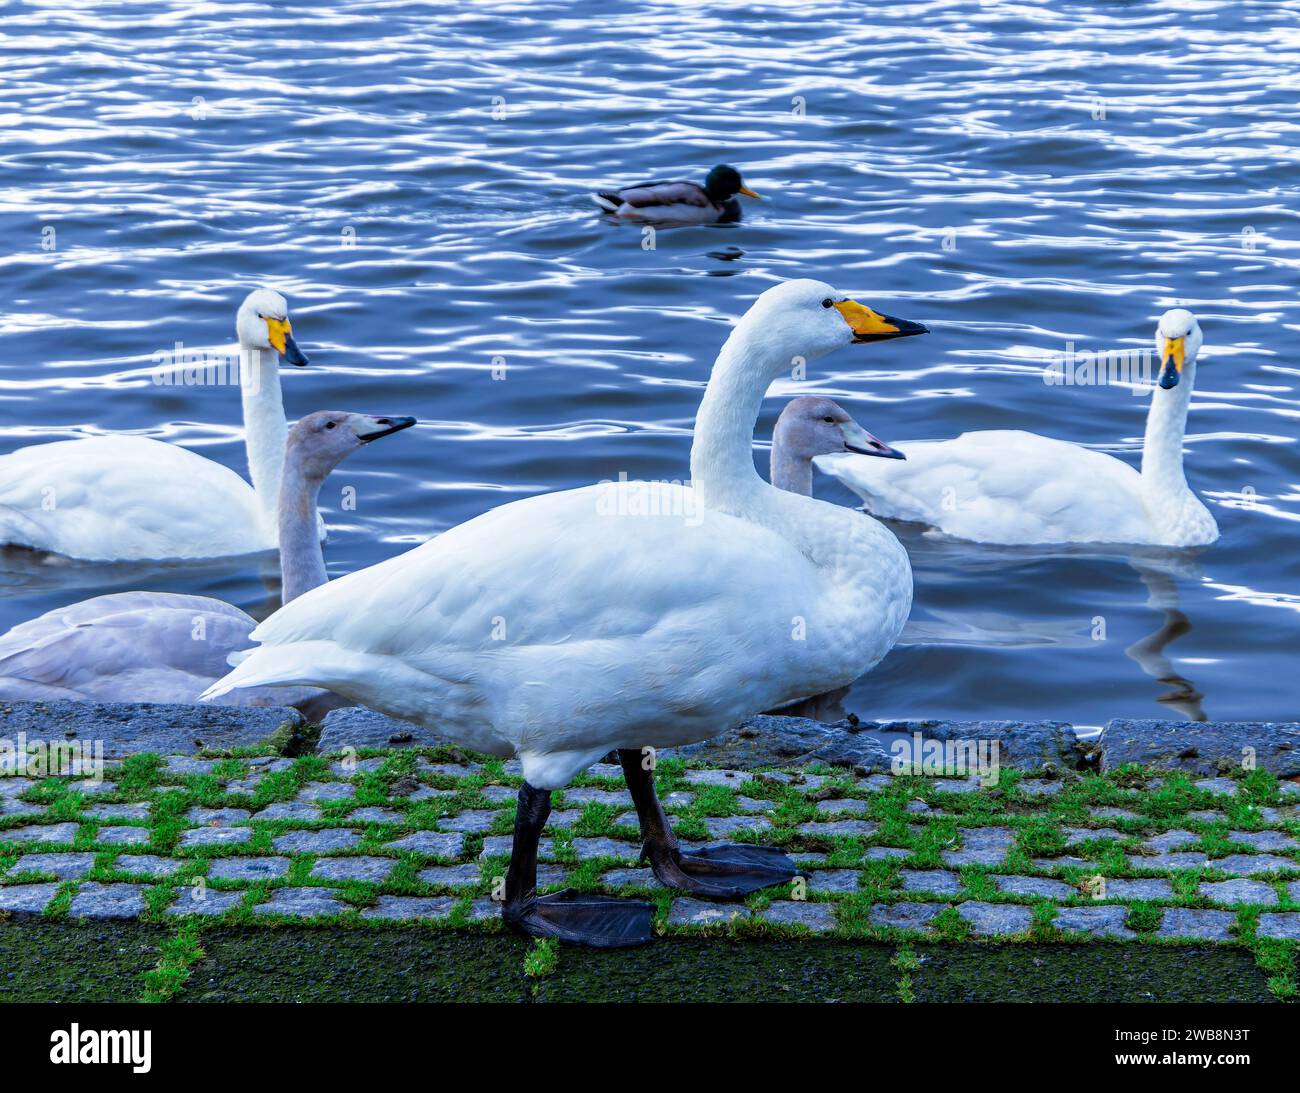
[815,309,1218,547]
[204,280,926,948]
[592,164,760,223]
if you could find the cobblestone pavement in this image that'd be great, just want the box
[4,749,1300,948]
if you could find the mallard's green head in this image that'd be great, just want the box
[704,164,760,202]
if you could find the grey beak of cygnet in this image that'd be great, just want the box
[352,415,417,443]
[842,421,905,460]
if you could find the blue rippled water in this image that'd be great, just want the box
[0,0,1297,726]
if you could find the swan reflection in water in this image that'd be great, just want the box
[825,528,1210,725]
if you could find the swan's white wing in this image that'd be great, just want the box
[816,430,1151,545]
[0,436,270,561]
[209,483,882,777]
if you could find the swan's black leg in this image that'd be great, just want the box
[501,781,654,948]
[618,749,796,899]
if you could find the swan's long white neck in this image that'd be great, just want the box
[689,324,774,511]
[1140,356,1195,495]
[239,344,287,531]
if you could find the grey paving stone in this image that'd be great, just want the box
[813,797,872,816]
[7,852,95,879]
[309,856,396,883]
[956,901,1034,936]
[0,823,79,845]
[586,763,623,779]
[1228,830,1299,852]
[1092,807,1141,821]
[0,798,42,817]
[667,897,746,927]
[1063,826,1123,847]
[865,846,912,861]
[1200,879,1279,905]
[347,807,402,824]
[95,826,150,846]
[1031,856,1092,871]
[869,901,947,930]
[329,758,386,776]
[1187,810,1224,823]
[943,848,1008,868]
[900,869,963,895]
[114,855,184,878]
[681,769,750,788]
[571,837,639,861]
[224,777,263,794]
[273,829,362,854]
[208,856,291,881]
[379,831,462,858]
[164,756,215,775]
[1280,782,1300,798]
[438,811,497,834]
[1099,877,1175,900]
[297,782,354,802]
[419,863,483,887]
[702,815,771,839]
[1055,905,1135,939]
[0,777,36,797]
[1211,854,1296,876]
[960,826,1015,849]
[362,895,457,921]
[418,760,483,779]
[1256,912,1300,941]
[1288,880,1300,903]
[247,757,294,773]
[481,835,546,860]
[179,827,252,848]
[1195,778,1240,796]
[993,874,1073,900]
[187,807,251,825]
[805,869,861,895]
[1157,907,1236,941]
[252,887,348,917]
[1127,851,1208,871]
[1018,780,1063,797]
[535,864,570,888]
[465,897,499,922]
[68,883,145,920]
[256,802,323,821]
[904,800,931,814]
[82,803,150,821]
[856,774,894,792]
[1144,830,1199,852]
[562,787,632,808]
[796,819,879,838]
[0,882,60,915]
[600,867,661,889]
[480,785,517,804]
[544,808,584,829]
[734,796,777,813]
[932,779,982,795]
[760,901,836,933]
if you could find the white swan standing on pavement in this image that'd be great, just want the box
[0,288,312,562]
[815,309,1218,548]
[0,411,414,713]
[203,279,926,948]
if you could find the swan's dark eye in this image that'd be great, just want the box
[324,421,336,430]
[823,416,835,423]
[821,298,833,308]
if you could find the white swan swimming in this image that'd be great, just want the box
[203,279,926,947]
[0,412,414,713]
[815,309,1219,548]
[0,288,312,563]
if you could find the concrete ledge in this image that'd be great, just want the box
[1100,719,1300,776]
[0,701,303,760]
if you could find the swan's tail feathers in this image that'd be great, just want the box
[591,192,621,212]
[201,640,340,703]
